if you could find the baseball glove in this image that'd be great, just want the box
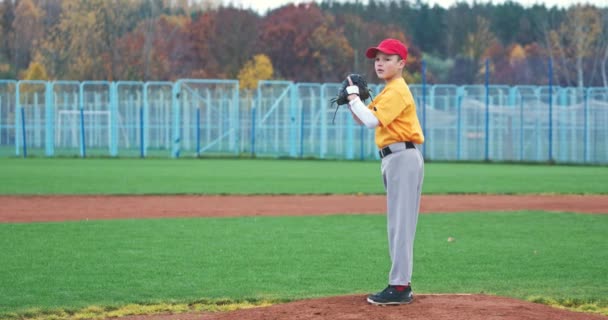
[330,74,373,124]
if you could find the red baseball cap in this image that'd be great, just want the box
[365,38,408,61]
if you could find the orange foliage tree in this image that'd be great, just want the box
[188,7,260,79]
[114,15,192,81]
[484,42,548,85]
[258,3,353,82]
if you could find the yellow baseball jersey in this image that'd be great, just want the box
[369,77,425,148]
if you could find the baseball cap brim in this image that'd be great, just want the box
[365,48,381,59]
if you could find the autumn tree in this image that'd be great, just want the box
[237,54,273,90]
[114,14,192,80]
[0,0,603,86]
[333,14,369,76]
[38,0,140,80]
[601,12,608,87]
[21,58,50,81]
[483,42,548,85]
[188,7,260,79]
[38,0,102,80]
[258,3,353,82]
[462,16,498,82]
[549,5,602,88]
[335,14,391,79]
[0,0,16,77]
[333,13,423,83]
[307,22,354,82]
[10,0,45,73]
[506,43,532,85]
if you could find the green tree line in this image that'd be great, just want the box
[0,0,606,87]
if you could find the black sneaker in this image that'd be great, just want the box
[366,285,414,305]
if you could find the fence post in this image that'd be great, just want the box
[422,60,427,159]
[143,83,149,158]
[205,89,211,151]
[520,95,524,161]
[15,81,20,156]
[289,84,298,158]
[33,93,39,150]
[171,81,181,158]
[110,82,118,157]
[300,90,305,158]
[78,82,86,158]
[140,105,145,158]
[548,58,553,162]
[584,88,589,163]
[45,82,54,156]
[319,84,329,159]
[20,106,27,158]
[484,58,490,161]
[195,107,201,157]
[251,85,259,158]
[456,94,463,160]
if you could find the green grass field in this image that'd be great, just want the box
[1,212,606,318]
[1,158,607,195]
[0,158,607,319]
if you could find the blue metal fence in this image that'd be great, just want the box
[1,79,607,164]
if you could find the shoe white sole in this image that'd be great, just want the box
[366,296,414,306]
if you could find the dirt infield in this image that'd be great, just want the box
[0,194,606,223]
[2,194,607,320]
[118,294,607,320]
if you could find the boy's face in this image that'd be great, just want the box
[374,52,405,81]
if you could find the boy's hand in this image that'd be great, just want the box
[346,76,359,95]
[346,76,360,101]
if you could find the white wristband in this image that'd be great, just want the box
[346,85,359,95]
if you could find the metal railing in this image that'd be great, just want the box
[1,79,606,164]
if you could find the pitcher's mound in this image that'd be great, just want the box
[119,294,606,320]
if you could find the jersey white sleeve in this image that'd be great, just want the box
[348,97,379,128]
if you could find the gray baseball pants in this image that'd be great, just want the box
[380,143,424,285]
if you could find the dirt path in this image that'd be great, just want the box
[0,194,606,223]
[2,194,606,320]
[118,294,607,320]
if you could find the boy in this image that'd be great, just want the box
[345,38,425,305]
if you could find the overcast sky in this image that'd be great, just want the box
[231,0,608,14]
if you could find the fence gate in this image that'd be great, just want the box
[251,80,293,157]
[174,79,239,158]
